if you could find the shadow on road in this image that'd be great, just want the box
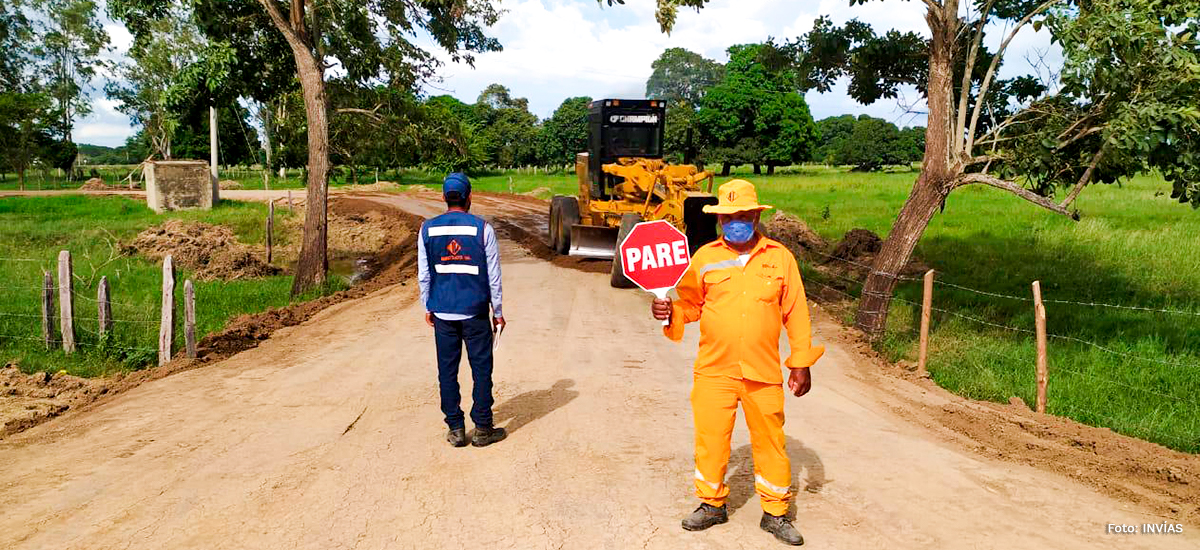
[492,379,579,434]
[724,435,825,519]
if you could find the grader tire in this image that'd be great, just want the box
[556,197,580,255]
[609,213,642,288]
[549,197,564,253]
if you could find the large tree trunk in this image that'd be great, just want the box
[767,164,775,175]
[290,55,330,295]
[854,4,960,338]
[720,162,731,176]
[753,164,762,175]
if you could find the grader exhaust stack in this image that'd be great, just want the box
[548,99,719,286]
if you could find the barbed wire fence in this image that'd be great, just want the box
[0,252,196,371]
[795,246,1200,453]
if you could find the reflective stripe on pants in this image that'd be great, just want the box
[691,373,792,516]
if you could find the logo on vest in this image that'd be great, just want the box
[441,239,471,262]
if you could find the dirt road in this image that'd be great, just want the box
[0,192,1195,549]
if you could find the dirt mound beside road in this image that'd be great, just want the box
[827,228,929,278]
[764,212,830,260]
[79,178,110,190]
[193,197,422,362]
[0,365,112,438]
[125,220,282,280]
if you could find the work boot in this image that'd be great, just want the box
[471,425,507,447]
[446,427,468,448]
[681,503,728,531]
[760,513,804,546]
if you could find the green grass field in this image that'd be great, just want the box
[0,195,347,378]
[410,165,1200,452]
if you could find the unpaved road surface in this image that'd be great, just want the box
[1,191,1196,549]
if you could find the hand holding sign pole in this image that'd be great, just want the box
[618,221,691,326]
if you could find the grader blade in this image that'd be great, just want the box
[568,224,619,258]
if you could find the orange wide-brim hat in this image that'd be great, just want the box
[702,179,773,214]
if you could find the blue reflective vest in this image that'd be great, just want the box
[423,211,490,316]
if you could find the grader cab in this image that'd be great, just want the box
[548,99,719,287]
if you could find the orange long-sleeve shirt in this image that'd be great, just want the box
[664,236,824,384]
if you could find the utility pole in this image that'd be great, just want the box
[210,106,219,181]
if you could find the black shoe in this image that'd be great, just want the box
[760,512,804,546]
[446,428,468,447]
[681,503,728,531]
[471,425,507,447]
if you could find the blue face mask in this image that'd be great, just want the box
[722,220,756,244]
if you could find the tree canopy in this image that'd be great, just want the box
[695,44,818,173]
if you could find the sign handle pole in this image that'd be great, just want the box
[651,288,670,326]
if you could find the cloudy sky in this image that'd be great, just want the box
[78,0,1060,147]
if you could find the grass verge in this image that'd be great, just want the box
[0,194,347,378]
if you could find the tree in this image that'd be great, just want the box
[165,99,261,166]
[418,96,489,172]
[0,92,54,189]
[646,48,723,165]
[538,96,591,166]
[896,125,925,165]
[813,115,856,164]
[38,0,110,149]
[106,12,208,159]
[828,115,906,171]
[652,0,1200,338]
[646,47,723,105]
[474,84,539,168]
[112,0,502,295]
[694,44,817,175]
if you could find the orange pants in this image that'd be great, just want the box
[691,374,792,516]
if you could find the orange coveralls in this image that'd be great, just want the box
[664,236,824,516]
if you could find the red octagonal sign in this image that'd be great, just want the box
[619,220,691,296]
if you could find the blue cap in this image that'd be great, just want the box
[443,172,471,198]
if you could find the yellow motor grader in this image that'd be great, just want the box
[549,99,719,287]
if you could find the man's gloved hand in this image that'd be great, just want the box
[425,312,434,327]
[493,316,506,332]
[652,297,672,321]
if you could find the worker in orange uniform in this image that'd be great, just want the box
[651,179,823,546]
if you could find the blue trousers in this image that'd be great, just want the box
[433,314,495,430]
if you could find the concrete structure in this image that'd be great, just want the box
[145,160,219,213]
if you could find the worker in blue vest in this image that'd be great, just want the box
[417,173,507,448]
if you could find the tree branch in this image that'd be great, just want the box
[335,106,384,123]
[258,0,302,46]
[953,0,998,155]
[1058,147,1105,208]
[953,173,1078,219]
[964,0,1063,154]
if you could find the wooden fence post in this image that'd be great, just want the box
[42,272,55,349]
[918,269,934,375]
[1032,280,1048,414]
[97,276,113,337]
[287,190,293,212]
[264,201,275,264]
[58,250,75,353]
[184,279,196,359]
[159,255,174,366]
